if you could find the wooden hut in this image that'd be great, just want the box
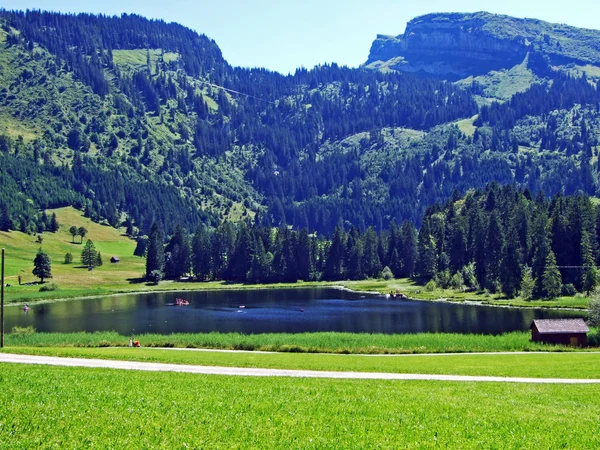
[530,319,589,347]
[110,256,120,263]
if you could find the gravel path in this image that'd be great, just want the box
[1,353,600,384]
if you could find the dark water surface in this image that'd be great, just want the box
[5,288,583,335]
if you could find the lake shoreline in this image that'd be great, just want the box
[4,281,589,312]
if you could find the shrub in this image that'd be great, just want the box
[450,272,465,291]
[380,266,394,280]
[39,282,58,292]
[424,279,437,292]
[10,326,36,336]
[148,269,163,285]
[589,288,600,327]
[435,270,451,289]
[64,252,73,264]
[561,283,577,297]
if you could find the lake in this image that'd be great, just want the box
[4,288,584,335]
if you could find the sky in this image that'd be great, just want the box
[2,0,600,74]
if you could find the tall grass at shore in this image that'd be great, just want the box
[6,329,598,354]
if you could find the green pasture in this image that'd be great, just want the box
[112,49,179,74]
[0,363,599,449]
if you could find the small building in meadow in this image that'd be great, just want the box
[110,256,120,264]
[530,319,589,347]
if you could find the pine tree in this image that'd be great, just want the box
[32,248,52,283]
[0,203,12,232]
[64,252,73,264]
[164,225,190,279]
[542,249,562,298]
[192,225,212,281]
[500,225,522,298]
[581,231,598,294]
[96,252,103,267]
[81,239,97,268]
[520,266,535,300]
[145,222,165,279]
[400,221,418,277]
[484,211,504,292]
[417,218,437,280]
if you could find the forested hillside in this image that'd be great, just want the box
[1,10,600,239]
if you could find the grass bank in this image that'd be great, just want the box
[4,329,599,354]
[1,364,599,448]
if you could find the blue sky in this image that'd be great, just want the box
[2,0,599,74]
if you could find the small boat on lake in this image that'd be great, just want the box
[175,298,190,306]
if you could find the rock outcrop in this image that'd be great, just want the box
[365,12,600,79]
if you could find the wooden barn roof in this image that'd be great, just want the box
[531,319,589,334]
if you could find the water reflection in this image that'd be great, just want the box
[4,288,582,335]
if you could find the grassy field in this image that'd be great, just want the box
[1,363,599,448]
[3,346,600,379]
[5,329,598,354]
[112,49,179,74]
[0,207,590,309]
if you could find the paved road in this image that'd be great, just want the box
[1,353,600,384]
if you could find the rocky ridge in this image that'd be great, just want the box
[365,12,600,80]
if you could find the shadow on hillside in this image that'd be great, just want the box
[127,277,146,284]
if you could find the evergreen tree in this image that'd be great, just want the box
[192,225,212,281]
[64,252,73,264]
[81,239,97,268]
[417,218,437,280]
[49,213,59,233]
[500,225,522,298]
[581,231,598,294]
[520,266,535,300]
[400,221,418,277]
[145,222,165,279]
[323,227,346,281]
[542,249,562,298]
[0,203,12,232]
[484,211,504,291]
[96,252,103,267]
[32,248,52,283]
[362,227,382,278]
[164,224,191,279]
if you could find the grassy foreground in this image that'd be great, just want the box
[0,206,589,309]
[6,329,599,354]
[4,346,600,379]
[0,363,599,449]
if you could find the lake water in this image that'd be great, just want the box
[4,288,583,335]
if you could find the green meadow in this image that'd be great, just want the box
[0,363,599,449]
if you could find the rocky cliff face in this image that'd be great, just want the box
[366,12,600,79]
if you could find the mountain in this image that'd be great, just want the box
[0,10,600,238]
[365,12,600,81]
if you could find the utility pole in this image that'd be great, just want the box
[1,248,4,348]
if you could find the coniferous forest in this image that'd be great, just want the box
[142,183,600,299]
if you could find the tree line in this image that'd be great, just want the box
[144,183,600,299]
[144,219,418,285]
